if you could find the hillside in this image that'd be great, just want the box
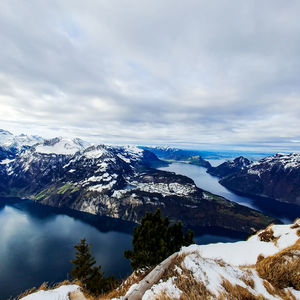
[116,220,300,300]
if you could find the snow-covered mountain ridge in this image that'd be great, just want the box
[117,220,300,300]
[218,153,300,206]
[0,130,276,234]
[0,129,43,151]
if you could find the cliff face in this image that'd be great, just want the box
[0,138,276,234]
[219,153,300,206]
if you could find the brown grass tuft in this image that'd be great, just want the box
[296,228,300,237]
[290,223,299,229]
[241,275,255,289]
[256,240,300,290]
[258,228,275,242]
[256,254,265,264]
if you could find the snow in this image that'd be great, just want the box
[180,223,299,266]
[248,153,300,173]
[20,285,80,300]
[88,180,117,192]
[117,153,131,163]
[83,147,108,159]
[142,277,182,300]
[36,138,89,155]
[0,158,14,165]
[0,129,43,149]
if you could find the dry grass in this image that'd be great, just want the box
[290,223,299,229]
[96,268,150,300]
[258,228,275,242]
[256,240,300,290]
[219,278,266,300]
[241,275,255,289]
[296,228,300,237]
[16,280,74,299]
[160,253,214,300]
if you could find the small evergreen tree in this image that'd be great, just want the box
[70,238,118,296]
[124,209,194,270]
[70,238,97,282]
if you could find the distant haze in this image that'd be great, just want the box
[0,1,300,151]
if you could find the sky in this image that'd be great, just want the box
[0,0,300,151]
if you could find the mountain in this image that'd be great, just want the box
[141,146,212,168]
[22,220,300,300]
[35,137,91,155]
[0,136,275,234]
[207,156,252,178]
[220,153,300,206]
[118,220,300,300]
[0,129,43,152]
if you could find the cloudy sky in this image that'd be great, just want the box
[0,0,300,151]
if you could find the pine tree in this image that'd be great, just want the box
[70,238,96,282]
[70,238,114,296]
[124,209,194,270]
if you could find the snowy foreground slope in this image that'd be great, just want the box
[20,221,300,300]
[119,220,300,300]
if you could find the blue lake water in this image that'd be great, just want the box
[158,162,300,223]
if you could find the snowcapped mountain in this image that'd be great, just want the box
[207,156,252,178]
[120,220,300,300]
[35,137,91,155]
[0,135,275,234]
[219,153,300,206]
[0,129,43,151]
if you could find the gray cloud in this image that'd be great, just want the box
[0,0,300,151]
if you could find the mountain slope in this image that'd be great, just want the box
[118,220,300,300]
[207,156,252,178]
[220,153,300,206]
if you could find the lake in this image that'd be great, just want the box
[0,196,239,299]
[158,162,300,223]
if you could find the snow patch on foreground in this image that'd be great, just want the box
[180,223,299,266]
[20,285,80,300]
[118,221,300,300]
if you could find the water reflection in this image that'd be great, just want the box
[0,199,133,300]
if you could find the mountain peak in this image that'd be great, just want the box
[35,137,91,155]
